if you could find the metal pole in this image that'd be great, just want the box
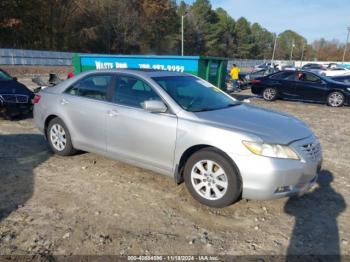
[271,34,278,64]
[300,42,305,67]
[181,15,184,56]
[289,39,295,62]
[342,27,350,64]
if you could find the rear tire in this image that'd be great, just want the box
[47,117,77,156]
[327,91,344,107]
[262,87,278,101]
[184,148,241,208]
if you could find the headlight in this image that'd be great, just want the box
[347,88,350,92]
[242,141,300,160]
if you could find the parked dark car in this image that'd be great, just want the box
[302,63,325,70]
[251,70,350,107]
[242,67,280,81]
[0,69,34,119]
[331,75,350,85]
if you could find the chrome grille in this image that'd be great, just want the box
[0,94,29,104]
[300,140,322,161]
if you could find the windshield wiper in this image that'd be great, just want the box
[192,108,216,112]
[224,103,241,108]
[192,103,241,112]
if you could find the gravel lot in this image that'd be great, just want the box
[0,87,349,257]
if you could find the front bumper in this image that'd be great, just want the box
[345,93,350,105]
[232,136,322,200]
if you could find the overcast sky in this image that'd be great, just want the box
[185,0,350,43]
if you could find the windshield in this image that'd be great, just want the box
[152,75,239,112]
[0,70,13,81]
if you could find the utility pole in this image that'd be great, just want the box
[181,15,184,56]
[300,42,305,67]
[271,34,278,65]
[342,26,350,64]
[289,39,295,62]
[181,12,190,56]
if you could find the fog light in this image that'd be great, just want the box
[275,186,292,193]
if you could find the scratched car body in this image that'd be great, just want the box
[34,69,322,207]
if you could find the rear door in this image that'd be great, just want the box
[60,73,114,153]
[266,71,296,98]
[106,74,177,174]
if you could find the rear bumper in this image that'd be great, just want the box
[33,104,45,134]
[251,85,262,95]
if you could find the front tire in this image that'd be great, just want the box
[184,148,241,208]
[47,117,77,156]
[327,91,344,107]
[262,87,278,101]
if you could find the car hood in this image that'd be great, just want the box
[194,104,312,144]
[0,80,33,96]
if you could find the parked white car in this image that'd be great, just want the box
[302,63,350,77]
[322,67,350,77]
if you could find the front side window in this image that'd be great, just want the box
[65,74,112,101]
[113,75,161,108]
[298,72,321,83]
[152,76,239,112]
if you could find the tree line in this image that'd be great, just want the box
[0,0,349,61]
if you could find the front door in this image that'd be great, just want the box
[293,72,328,101]
[106,74,177,174]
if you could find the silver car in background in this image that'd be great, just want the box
[33,70,322,207]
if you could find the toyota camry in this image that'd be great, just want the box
[34,70,322,207]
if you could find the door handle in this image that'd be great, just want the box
[107,109,119,117]
[60,98,69,105]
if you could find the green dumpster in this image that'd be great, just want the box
[73,55,228,90]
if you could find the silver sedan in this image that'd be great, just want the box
[33,70,322,207]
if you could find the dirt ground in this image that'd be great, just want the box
[0,86,349,258]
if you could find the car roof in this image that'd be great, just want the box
[79,69,191,78]
[45,69,194,95]
[267,70,324,77]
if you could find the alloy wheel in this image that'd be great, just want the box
[190,160,228,200]
[328,92,344,107]
[263,88,276,100]
[50,123,67,151]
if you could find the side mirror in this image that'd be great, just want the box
[13,77,18,81]
[142,100,167,113]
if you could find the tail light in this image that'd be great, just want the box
[251,79,261,85]
[32,94,41,104]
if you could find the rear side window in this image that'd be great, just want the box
[65,74,112,101]
[269,71,294,80]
